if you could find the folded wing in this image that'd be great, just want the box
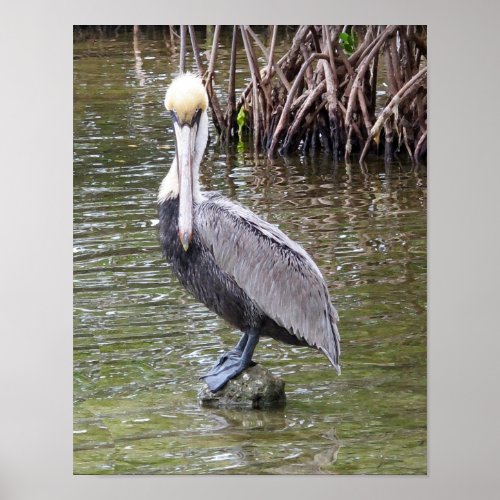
[196,194,340,371]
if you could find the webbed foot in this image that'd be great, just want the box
[200,352,255,392]
[200,329,259,392]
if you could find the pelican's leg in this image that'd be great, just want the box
[201,329,259,392]
[229,332,249,354]
[202,333,248,376]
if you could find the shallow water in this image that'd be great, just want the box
[73,28,427,474]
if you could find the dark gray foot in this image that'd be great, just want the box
[200,353,255,392]
[200,329,259,392]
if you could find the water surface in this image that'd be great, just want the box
[73,28,427,474]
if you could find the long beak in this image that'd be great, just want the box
[174,122,197,251]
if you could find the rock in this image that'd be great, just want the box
[198,364,286,409]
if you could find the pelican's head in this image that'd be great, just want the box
[164,72,209,125]
[164,73,209,251]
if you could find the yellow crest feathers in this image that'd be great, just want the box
[164,73,208,124]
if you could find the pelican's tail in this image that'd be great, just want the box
[320,345,341,375]
[320,317,341,375]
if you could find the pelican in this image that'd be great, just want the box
[158,73,341,392]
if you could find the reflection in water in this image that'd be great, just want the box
[133,26,146,87]
[202,406,288,431]
[73,30,427,475]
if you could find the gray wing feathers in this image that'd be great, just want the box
[196,195,340,370]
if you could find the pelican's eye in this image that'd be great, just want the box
[191,107,202,127]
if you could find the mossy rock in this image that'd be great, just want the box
[198,364,286,409]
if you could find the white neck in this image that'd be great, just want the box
[158,111,208,203]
